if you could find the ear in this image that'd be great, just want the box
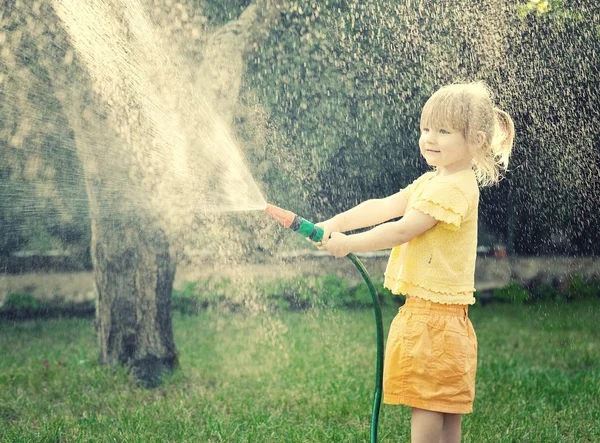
[475,131,486,148]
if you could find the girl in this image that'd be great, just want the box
[316,82,515,443]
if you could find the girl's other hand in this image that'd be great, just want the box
[322,232,350,258]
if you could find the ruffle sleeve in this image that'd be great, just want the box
[412,181,469,231]
[399,172,436,201]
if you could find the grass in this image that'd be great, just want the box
[0,300,599,442]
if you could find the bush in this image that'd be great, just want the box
[172,278,231,315]
[13,272,599,320]
[171,282,203,315]
[493,282,530,304]
[263,276,318,311]
[261,274,372,311]
[564,274,600,301]
[530,283,562,302]
[350,282,375,308]
[318,274,358,308]
[171,274,392,314]
[2,293,39,311]
[0,293,95,320]
[352,276,404,308]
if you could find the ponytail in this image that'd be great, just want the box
[470,107,515,187]
[491,108,515,171]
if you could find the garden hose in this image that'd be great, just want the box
[265,203,384,443]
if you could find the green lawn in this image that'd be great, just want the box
[1,300,599,442]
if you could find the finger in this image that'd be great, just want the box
[321,228,331,245]
[307,237,323,249]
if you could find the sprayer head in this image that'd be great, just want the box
[264,203,296,229]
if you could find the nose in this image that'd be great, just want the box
[421,132,435,144]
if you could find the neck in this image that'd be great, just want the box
[435,160,473,176]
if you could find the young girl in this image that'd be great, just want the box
[316,82,515,443]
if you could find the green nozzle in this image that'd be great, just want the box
[291,215,324,243]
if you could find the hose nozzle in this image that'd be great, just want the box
[265,204,296,229]
[264,203,324,243]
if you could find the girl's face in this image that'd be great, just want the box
[419,123,473,173]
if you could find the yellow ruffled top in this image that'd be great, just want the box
[384,169,480,305]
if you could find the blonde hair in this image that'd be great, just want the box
[420,82,515,186]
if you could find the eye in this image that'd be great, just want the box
[439,129,450,134]
[421,128,430,133]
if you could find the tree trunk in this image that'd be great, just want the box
[92,212,177,382]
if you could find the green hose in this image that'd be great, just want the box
[288,216,383,442]
[347,253,384,443]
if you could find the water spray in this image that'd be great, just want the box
[264,203,384,443]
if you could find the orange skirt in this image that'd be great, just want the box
[383,297,478,414]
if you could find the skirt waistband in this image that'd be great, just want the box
[402,296,468,317]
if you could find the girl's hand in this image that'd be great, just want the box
[315,217,342,246]
[322,232,350,258]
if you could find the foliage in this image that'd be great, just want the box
[244,0,600,254]
[493,281,530,304]
[202,0,253,26]
[2,293,39,311]
[517,0,586,21]
[0,1,91,257]
[172,279,231,314]
[496,275,600,304]
[245,0,436,218]
[564,274,600,301]
[3,274,404,320]
[1,0,600,262]
[481,0,600,255]
[518,0,553,17]
[527,274,600,302]
[17,272,600,321]
[530,283,562,302]
[352,274,401,307]
[0,293,95,320]
[171,274,396,314]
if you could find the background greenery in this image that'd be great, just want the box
[2,273,599,320]
[1,0,599,262]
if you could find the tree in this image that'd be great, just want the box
[1,0,283,385]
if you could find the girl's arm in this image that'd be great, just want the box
[318,191,409,242]
[323,209,438,257]
[334,191,410,231]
